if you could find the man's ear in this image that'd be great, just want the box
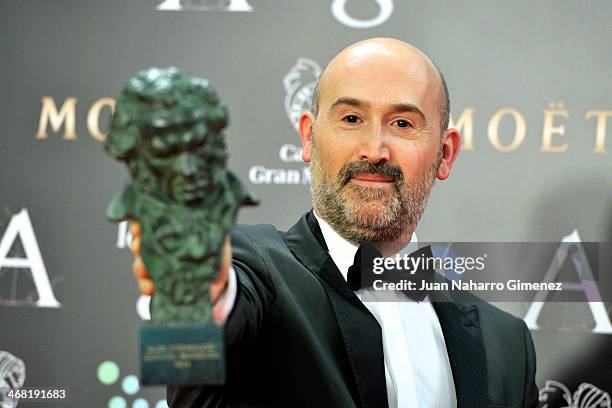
[437,128,461,180]
[299,112,314,163]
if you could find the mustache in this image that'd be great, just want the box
[338,161,404,186]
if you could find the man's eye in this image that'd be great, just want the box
[343,115,360,124]
[393,119,413,128]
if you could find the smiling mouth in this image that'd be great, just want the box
[350,174,395,187]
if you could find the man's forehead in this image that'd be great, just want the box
[326,62,435,95]
[323,38,438,78]
[316,39,442,112]
[320,66,437,113]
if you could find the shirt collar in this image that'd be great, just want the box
[313,210,419,282]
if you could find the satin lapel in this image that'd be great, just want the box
[283,214,388,408]
[432,292,488,408]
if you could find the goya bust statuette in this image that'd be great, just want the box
[104,68,257,385]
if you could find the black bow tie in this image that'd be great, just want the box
[346,243,434,302]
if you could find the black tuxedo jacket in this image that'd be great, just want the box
[168,213,538,408]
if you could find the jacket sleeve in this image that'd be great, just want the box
[167,225,277,408]
[224,225,277,354]
[522,321,539,408]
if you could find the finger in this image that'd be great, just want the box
[210,237,231,304]
[210,277,228,305]
[138,278,154,296]
[129,220,141,238]
[133,256,150,280]
[130,236,141,256]
[213,300,226,326]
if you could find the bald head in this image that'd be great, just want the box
[310,38,450,133]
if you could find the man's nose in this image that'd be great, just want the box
[358,124,390,163]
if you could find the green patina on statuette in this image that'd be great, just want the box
[104,67,257,326]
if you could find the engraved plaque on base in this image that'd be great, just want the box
[140,324,224,385]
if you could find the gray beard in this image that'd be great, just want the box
[310,146,438,245]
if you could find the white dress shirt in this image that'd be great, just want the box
[214,214,457,407]
[315,213,457,408]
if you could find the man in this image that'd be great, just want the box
[131,38,538,407]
